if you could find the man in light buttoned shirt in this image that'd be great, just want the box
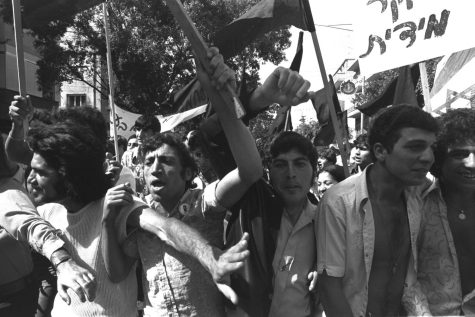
[403,108,475,316]
[317,105,438,317]
[267,131,319,317]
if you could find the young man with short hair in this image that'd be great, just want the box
[121,114,162,197]
[317,105,438,317]
[403,108,475,315]
[266,131,319,317]
[317,148,337,170]
[352,133,372,174]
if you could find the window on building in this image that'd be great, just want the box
[67,94,86,107]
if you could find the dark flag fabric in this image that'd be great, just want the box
[267,31,304,135]
[312,75,344,146]
[20,0,103,27]
[213,0,312,58]
[357,65,421,116]
[164,77,209,114]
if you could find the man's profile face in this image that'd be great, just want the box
[135,128,154,145]
[144,144,191,204]
[354,144,371,168]
[441,142,475,190]
[317,171,338,199]
[381,127,436,186]
[127,137,138,151]
[269,148,313,206]
[190,147,215,183]
[28,153,64,206]
[317,157,328,170]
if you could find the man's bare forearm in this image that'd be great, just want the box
[320,272,353,317]
[6,122,33,165]
[101,220,136,283]
[129,208,218,277]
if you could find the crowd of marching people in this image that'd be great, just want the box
[1,46,475,317]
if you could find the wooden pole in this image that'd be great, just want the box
[12,0,28,134]
[419,62,432,113]
[301,0,350,177]
[284,108,291,131]
[103,2,119,158]
[163,0,246,119]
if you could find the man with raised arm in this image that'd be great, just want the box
[102,47,261,316]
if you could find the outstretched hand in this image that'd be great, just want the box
[260,66,312,107]
[211,232,250,304]
[56,259,96,305]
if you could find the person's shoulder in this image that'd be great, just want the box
[0,178,35,209]
[37,203,68,221]
[326,173,360,199]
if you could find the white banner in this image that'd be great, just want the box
[110,104,207,138]
[354,0,475,75]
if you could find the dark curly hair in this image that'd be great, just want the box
[54,107,108,149]
[141,132,198,189]
[368,105,438,161]
[268,131,319,182]
[354,133,369,149]
[430,108,475,178]
[320,164,346,183]
[27,122,108,204]
[319,147,337,165]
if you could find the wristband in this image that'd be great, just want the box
[51,250,72,269]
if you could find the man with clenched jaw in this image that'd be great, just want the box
[404,108,475,316]
[318,105,438,317]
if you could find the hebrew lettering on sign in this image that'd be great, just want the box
[354,0,474,74]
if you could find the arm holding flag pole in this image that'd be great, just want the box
[163,0,246,119]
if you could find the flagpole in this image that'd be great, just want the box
[163,0,246,119]
[419,62,432,113]
[12,0,28,135]
[103,2,119,158]
[302,0,350,177]
[284,108,291,131]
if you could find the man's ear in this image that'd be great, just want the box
[372,142,388,162]
[184,167,193,182]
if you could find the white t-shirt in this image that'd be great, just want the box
[38,197,144,317]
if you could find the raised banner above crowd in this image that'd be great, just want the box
[354,0,475,75]
[110,104,207,138]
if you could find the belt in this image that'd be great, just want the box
[0,273,36,298]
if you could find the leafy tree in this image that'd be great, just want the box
[353,58,441,109]
[352,69,398,108]
[1,0,291,115]
[294,116,319,141]
[248,103,279,159]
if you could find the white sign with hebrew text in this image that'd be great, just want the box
[354,0,475,75]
